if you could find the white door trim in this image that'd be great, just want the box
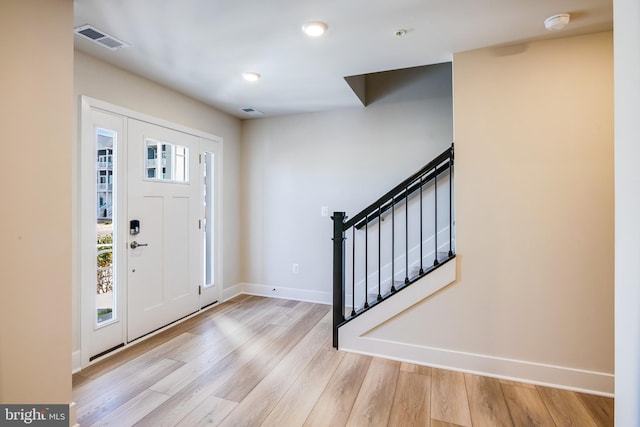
[81,96,223,142]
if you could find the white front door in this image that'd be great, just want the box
[80,97,224,368]
[126,119,201,341]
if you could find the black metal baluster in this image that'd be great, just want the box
[434,166,439,266]
[419,175,424,275]
[405,187,409,284]
[333,145,456,337]
[449,152,454,257]
[364,215,369,308]
[391,197,396,292]
[351,226,356,316]
[378,206,382,301]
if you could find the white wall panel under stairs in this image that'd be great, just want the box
[338,258,456,354]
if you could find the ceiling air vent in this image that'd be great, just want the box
[74,25,129,50]
[241,107,264,116]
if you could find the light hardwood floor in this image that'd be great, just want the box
[73,295,614,426]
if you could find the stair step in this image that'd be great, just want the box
[359,252,449,309]
[366,280,405,304]
[359,255,454,311]
[409,252,452,275]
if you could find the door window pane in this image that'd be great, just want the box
[203,151,215,286]
[145,139,189,182]
[96,128,117,326]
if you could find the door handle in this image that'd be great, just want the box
[130,241,148,249]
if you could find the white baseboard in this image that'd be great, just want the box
[222,282,331,305]
[339,339,614,396]
[222,283,243,301]
[241,283,332,305]
[337,258,613,396]
[69,401,78,427]
[71,351,81,373]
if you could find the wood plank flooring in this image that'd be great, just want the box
[73,295,614,427]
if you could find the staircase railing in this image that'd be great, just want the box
[332,144,455,348]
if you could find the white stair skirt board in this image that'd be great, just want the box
[339,258,457,348]
[337,257,614,396]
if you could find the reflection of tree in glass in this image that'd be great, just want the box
[97,233,113,294]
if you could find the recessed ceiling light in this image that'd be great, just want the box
[302,21,328,37]
[544,13,571,31]
[242,72,261,82]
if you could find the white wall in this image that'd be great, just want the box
[614,0,640,423]
[240,67,453,301]
[0,0,73,404]
[73,51,242,356]
[366,32,614,393]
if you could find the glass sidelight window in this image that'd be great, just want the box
[96,128,117,326]
[145,139,189,182]
[203,151,215,287]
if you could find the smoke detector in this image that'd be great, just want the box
[544,14,571,31]
[74,25,129,50]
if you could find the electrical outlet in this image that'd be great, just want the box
[321,206,329,217]
[292,263,299,274]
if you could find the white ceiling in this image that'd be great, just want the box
[73,0,613,118]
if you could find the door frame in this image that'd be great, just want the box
[79,96,224,369]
